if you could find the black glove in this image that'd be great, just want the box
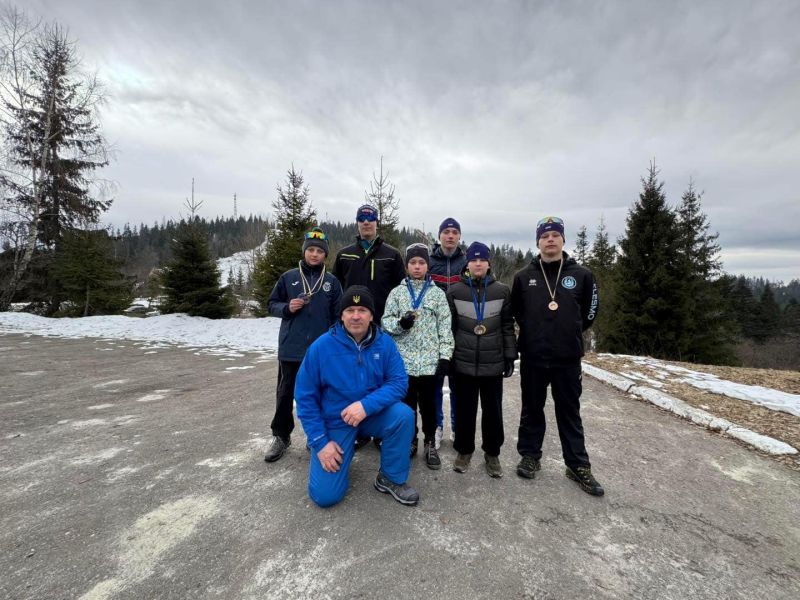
[503,359,515,378]
[399,311,416,330]
[435,359,450,377]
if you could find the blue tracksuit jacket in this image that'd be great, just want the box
[295,322,408,452]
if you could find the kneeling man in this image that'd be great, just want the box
[295,285,419,507]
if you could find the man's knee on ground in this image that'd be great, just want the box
[308,481,346,508]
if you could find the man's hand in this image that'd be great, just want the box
[288,298,305,313]
[503,358,516,378]
[341,401,367,427]
[317,441,344,473]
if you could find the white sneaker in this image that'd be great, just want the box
[434,426,443,450]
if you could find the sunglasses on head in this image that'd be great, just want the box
[406,242,428,252]
[537,216,564,227]
[305,230,328,240]
[356,212,378,223]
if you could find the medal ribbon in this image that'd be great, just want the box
[539,258,563,305]
[405,276,432,311]
[298,261,326,297]
[468,276,487,325]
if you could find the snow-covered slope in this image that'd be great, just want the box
[216,242,265,287]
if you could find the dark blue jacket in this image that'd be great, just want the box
[295,322,408,452]
[267,263,342,362]
[429,243,467,291]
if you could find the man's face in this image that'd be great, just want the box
[538,231,564,258]
[468,258,489,279]
[342,306,373,337]
[439,227,461,252]
[357,217,377,241]
[407,257,428,280]
[304,246,326,266]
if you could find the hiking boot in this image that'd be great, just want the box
[453,453,472,473]
[264,436,290,463]
[410,437,418,458]
[355,436,371,450]
[374,472,419,506]
[485,454,503,478]
[566,465,605,497]
[424,441,441,470]
[516,455,541,479]
[434,426,443,450]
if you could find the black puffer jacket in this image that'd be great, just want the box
[511,252,598,366]
[332,236,405,321]
[446,274,517,377]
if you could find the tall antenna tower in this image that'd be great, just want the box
[233,193,238,219]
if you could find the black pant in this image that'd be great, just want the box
[451,374,504,457]
[517,361,590,469]
[271,360,301,440]
[403,375,438,443]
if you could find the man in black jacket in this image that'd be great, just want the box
[511,216,603,496]
[264,228,342,462]
[332,204,405,322]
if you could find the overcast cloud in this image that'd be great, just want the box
[22,0,800,281]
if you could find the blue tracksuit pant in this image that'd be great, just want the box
[308,402,414,508]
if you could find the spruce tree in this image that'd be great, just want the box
[365,156,402,248]
[784,298,800,337]
[753,283,782,344]
[605,163,688,359]
[586,216,617,352]
[675,180,736,364]
[727,275,759,339]
[252,166,316,315]
[160,220,234,319]
[573,225,590,264]
[51,228,133,316]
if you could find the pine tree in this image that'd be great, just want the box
[586,216,617,352]
[753,283,782,344]
[784,298,800,337]
[365,156,402,248]
[605,162,689,359]
[252,166,316,315]
[726,275,759,339]
[51,228,133,316]
[160,220,234,319]
[674,180,736,364]
[573,225,590,264]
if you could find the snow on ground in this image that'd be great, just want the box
[0,312,280,354]
[217,243,264,287]
[599,354,800,418]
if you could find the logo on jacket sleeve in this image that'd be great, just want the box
[561,276,577,289]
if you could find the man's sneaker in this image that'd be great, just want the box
[424,441,441,470]
[264,436,290,463]
[516,455,541,479]
[434,426,443,450]
[565,466,605,497]
[374,472,419,506]
[453,453,472,473]
[373,437,383,451]
[485,454,503,478]
[355,436,371,450]
[410,437,418,458]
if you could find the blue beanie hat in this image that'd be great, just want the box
[466,241,491,263]
[438,217,461,236]
[536,216,565,242]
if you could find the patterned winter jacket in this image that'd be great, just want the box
[381,277,454,377]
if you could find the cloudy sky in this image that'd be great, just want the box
[22,0,800,281]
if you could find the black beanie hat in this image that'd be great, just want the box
[340,285,375,315]
[302,227,329,256]
[405,243,430,266]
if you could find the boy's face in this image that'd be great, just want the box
[407,257,428,279]
[468,259,489,279]
[439,227,460,252]
[304,246,326,266]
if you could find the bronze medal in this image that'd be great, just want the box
[298,292,311,304]
[474,324,487,335]
[548,301,558,311]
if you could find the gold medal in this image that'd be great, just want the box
[540,258,564,314]
[548,301,558,311]
[474,324,487,335]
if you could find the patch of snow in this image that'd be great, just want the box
[0,312,281,354]
[217,243,265,287]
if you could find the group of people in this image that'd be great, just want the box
[264,203,602,508]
